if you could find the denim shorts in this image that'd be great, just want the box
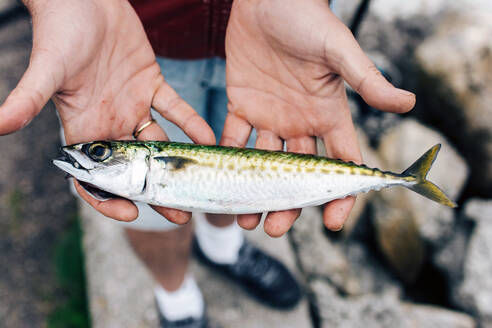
[121,57,255,231]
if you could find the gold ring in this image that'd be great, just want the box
[133,118,156,139]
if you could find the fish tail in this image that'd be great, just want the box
[402,144,457,208]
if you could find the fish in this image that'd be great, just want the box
[52,141,457,213]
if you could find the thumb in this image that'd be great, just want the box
[326,21,415,113]
[0,49,61,135]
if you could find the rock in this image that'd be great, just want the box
[372,197,425,283]
[453,199,492,321]
[415,9,492,196]
[401,303,476,328]
[416,11,492,132]
[0,0,18,12]
[372,119,468,281]
[342,240,402,295]
[333,0,363,25]
[352,0,492,200]
[433,216,473,287]
[377,119,467,244]
[416,11,492,113]
[291,206,401,296]
[433,220,468,284]
[310,279,475,328]
[379,119,467,202]
[290,206,359,295]
[311,279,405,328]
[369,0,492,22]
[370,0,447,22]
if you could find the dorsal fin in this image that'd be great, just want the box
[154,156,197,170]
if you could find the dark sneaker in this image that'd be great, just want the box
[194,238,302,309]
[157,306,208,328]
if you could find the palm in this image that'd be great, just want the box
[1,0,214,222]
[224,0,415,235]
[226,2,349,142]
[43,1,162,143]
[226,30,352,148]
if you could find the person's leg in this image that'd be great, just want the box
[125,224,205,322]
[119,58,210,323]
[192,59,302,309]
[125,224,193,291]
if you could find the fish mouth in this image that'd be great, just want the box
[56,151,87,171]
[53,148,93,187]
[53,149,119,201]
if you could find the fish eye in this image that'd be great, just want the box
[87,142,112,162]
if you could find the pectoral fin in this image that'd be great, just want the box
[154,156,197,170]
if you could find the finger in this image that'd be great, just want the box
[152,206,191,225]
[262,136,317,237]
[0,49,62,135]
[74,180,138,222]
[264,209,301,238]
[325,18,415,113]
[322,111,361,231]
[135,116,169,141]
[237,213,262,230]
[152,83,216,145]
[286,136,317,155]
[255,129,283,151]
[136,116,192,224]
[323,197,356,231]
[219,112,252,147]
[322,112,362,164]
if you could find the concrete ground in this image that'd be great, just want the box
[80,201,312,328]
[0,2,79,326]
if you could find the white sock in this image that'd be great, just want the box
[154,274,204,321]
[194,212,244,264]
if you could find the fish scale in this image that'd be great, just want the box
[53,141,457,213]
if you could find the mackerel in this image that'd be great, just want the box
[53,141,457,213]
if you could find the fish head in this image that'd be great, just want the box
[53,141,150,199]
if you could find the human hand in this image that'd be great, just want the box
[223,0,415,237]
[0,0,215,223]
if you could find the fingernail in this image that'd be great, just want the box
[396,88,414,97]
[333,224,344,232]
[397,89,416,101]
